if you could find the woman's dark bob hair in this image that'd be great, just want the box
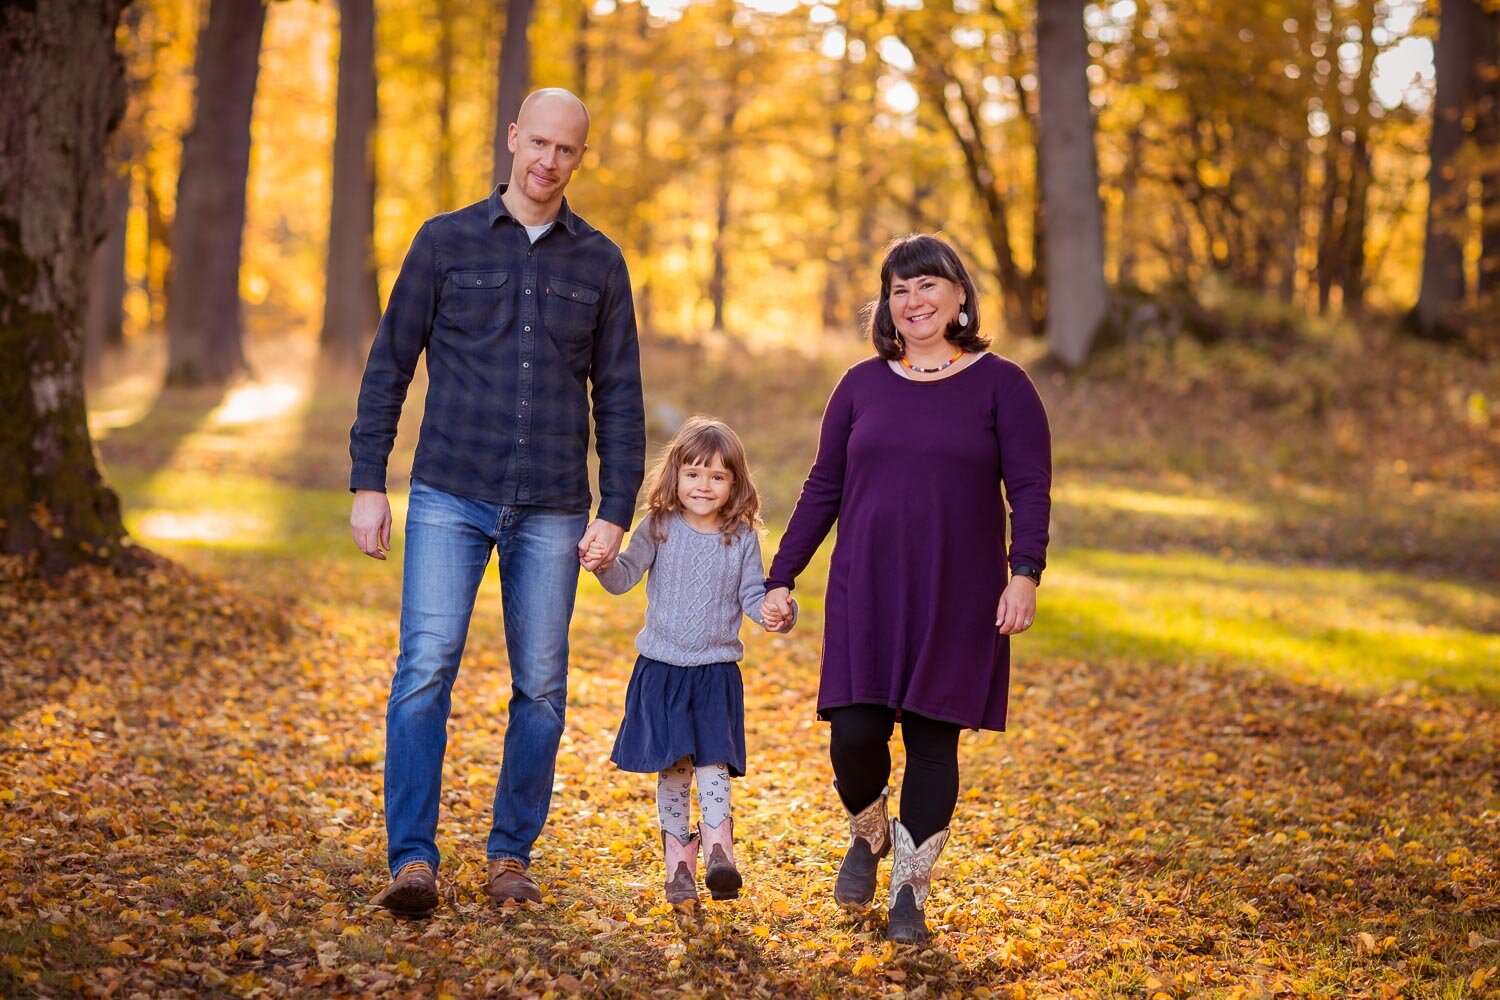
[865,233,989,361]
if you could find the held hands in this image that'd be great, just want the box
[578,519,625,572]
[351,489,392,560]
[582,537,608,566]
[761,586,795,633]
[996,576,1037,635]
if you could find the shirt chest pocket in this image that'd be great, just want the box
[542,276,602,344]
[437,270,511,331]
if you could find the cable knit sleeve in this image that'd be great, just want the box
[737,530,769,626]
[594,515,658,594]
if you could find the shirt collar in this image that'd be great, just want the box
[487,183,578,236]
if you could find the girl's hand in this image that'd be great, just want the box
[761,587,793,632]
[996,577,1037,635]
[580,538,608,569]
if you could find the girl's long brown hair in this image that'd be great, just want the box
[643,416,761,545]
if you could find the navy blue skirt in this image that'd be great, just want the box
[610,655,747,777]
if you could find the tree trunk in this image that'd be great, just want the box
[144,164,170,328]
[1030,117,1049,337]
[1278,152,1305,305]
[1116,10,1149,289]
[85,163,132,372]
[629,0,655,333]
[1035,0,1108,367]
[434,0,458,209]
[1118,122,1143,289]
[1414,0,1477,340]
[1475,4,1500,295]
[1341,0,1378,315]
[492,0,534,186]
[574,0,590,103]
[320,0,380,373]
[1315,149,1342,315]
[0,0,133,573]
[164,0,267,386]
[709,103,737,333]
[820,39,851,336]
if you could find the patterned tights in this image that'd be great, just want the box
[656,756,732,842]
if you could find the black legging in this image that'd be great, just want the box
[826,704,960,845]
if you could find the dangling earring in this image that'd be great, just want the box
[893,331,905,353]
[958,309,969,328]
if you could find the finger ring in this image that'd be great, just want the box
[1023,619,1032,625]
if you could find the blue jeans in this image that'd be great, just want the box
[385,479,586,875]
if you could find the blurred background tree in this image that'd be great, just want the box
[86,0,1499,368]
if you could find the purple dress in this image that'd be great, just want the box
[767,354,1052,731]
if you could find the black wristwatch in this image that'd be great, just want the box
[1011,563,1042,585]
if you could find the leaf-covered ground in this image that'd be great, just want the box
[2,333,1497,997]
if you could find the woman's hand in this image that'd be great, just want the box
[996,577,1037,635]
[761,587,794,632]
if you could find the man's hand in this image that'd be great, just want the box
[761,586,794,632]
[578,519,625,572]
[351,489,392,560]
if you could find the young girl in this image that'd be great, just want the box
[588,416,793,908]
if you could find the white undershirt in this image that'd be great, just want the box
[524,222,554,244]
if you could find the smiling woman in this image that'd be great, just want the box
[763,233,1053,944]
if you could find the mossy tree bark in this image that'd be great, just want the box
[0,0,133,574]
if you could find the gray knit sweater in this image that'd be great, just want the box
[595,511,787,666]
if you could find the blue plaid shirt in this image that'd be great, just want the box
[350,186,645,528]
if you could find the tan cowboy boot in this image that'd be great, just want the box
[663,831,700,907]
[699,817,742,900]
[833,784,890,909]
[373,860,439,917]
[886,819,949,944]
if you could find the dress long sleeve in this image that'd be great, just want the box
[996,369,1052,573]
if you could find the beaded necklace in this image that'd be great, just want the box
[899,348,965,374]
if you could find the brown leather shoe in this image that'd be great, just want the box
[373,861,438,916]
[486,858,543,904]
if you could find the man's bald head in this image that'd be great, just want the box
[503,88,591,221]
[516,89,590,142]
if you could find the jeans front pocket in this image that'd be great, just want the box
[437,269,511,331]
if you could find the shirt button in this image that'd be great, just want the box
[523,362,530,368]
[525,288,532,295]
[475,279,483,285]
[524,325,531,332]
[519,438,526,444]
[521,400,529,406]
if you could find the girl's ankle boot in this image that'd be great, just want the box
[699,818,742,900]
[886,820,949,945]
[663,831,699,906]
[833,784,890,909]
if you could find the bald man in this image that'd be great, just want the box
[350,89,644,913]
